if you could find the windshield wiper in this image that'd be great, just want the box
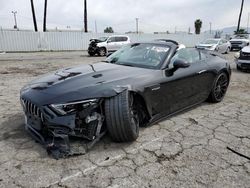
[118,63,135,67]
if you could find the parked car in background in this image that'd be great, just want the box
[195,38,231,54]
[230,34,250,51]
[88,35,130,56]
[235,46,250,70]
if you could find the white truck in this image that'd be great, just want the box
[229,34,250,51]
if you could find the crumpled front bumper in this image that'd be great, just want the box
[21,98,106,159]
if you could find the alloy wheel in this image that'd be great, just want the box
[214,73,228,101]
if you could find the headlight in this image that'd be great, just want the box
[50,99,99,115]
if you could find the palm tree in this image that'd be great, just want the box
[194,19,202,34]
[236,0,244,33]
[30,0,38,31]
[43,0,47,32]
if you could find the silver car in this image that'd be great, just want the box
[196,38,231,54]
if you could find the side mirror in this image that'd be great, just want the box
[173,59,190,69]
[107,39,112,43]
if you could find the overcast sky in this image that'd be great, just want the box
[0,0,250,33]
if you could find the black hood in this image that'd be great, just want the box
[21,62,156,105]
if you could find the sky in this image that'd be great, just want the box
[0,0,250,33]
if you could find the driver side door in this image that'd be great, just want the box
[160,48,212,114]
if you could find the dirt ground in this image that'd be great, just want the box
[0,51,249,188]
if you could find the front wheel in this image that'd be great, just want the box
[208,72,229,103]
[98,48,106,56]
[105,91,139,142]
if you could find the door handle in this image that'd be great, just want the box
[197,70,207,74]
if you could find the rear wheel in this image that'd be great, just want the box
[208,72,229,103]
[105,91,139,142]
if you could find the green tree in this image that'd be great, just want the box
[234,28,247,34]
[104,27,114,33]
[194,19,202,34]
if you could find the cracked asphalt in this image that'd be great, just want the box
[0,51,249,188]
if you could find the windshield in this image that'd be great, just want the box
[98,37,108,42]
[203,39,219,44]
[105,43,170,69]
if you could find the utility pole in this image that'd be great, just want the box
[237,0,244,33]
[209,22,212,34]
[43,0,48,32]
[247,12,250,34]
[84,0,88,32]
[30,0,38,32]
[135,18,139,34]
[95,20,97,33]
[11,11,17,29]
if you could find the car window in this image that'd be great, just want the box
[121,37,128,41]
[115,37,128,42]
[108,37,116,42]
[169,48,200,68]
[106,43,170,69]
[219,40,223,45]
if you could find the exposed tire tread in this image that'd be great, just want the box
[105,91,138,142]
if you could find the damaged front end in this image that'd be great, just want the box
[20,98,106,159]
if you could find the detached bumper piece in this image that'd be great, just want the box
[25,119,106,159]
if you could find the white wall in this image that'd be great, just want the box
[0,30,212,52]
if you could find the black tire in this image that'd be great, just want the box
[88,52,95,56]
[105,91,139,142]
[208,72,229,103]
[98,47,106,56]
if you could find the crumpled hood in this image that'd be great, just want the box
[21,62,155,105]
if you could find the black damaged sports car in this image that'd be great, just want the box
[20,40,231,158]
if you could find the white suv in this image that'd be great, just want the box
[88,35,130,56]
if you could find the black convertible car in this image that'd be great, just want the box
[20,40,231,158]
